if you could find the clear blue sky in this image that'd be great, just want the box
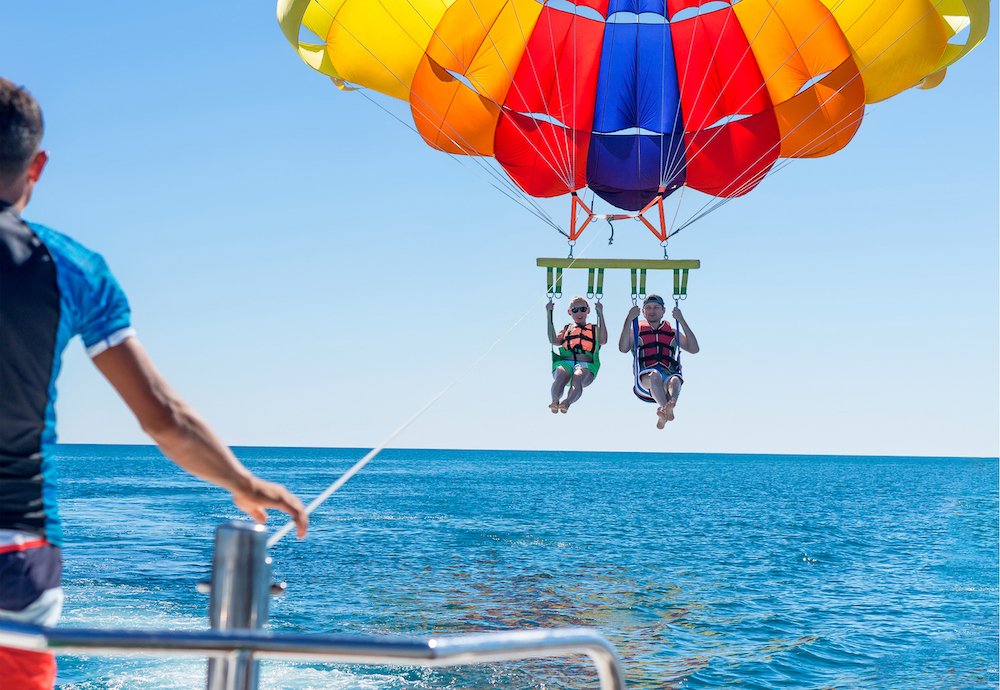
[3,2,997,456]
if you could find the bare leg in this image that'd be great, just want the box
[664,376,682,421]
[551,368,570,412]
[562,367,594,411]
[641,371,670,429]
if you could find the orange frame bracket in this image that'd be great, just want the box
[569,188,669,242]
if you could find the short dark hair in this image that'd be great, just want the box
[0,78,44,184]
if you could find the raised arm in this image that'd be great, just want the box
[546,301,559,344]
[595,302,608,346]
[92,337,308,538]
[672,306,699,354]
[619,305,640,353]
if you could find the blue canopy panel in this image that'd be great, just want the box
[586,3,685,212]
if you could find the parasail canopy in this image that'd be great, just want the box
[278,0,989,230]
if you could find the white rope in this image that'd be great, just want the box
[268,230,603,548]
[266,301,537,547]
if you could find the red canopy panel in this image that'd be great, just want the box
[503,4,605,132]
[683,112,779,196]
[571,0,612,16]
[666,0,733,19]
[671,5,779,196]
[495,3,605,196]
[495,112,590,197]
[671,6,774,131]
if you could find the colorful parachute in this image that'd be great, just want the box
[278,0,989,219]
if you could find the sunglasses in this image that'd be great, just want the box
[570,306,589,313]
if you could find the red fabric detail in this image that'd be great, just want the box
[566,0,611,16]
[682,111,779,196]
[495,112,590,197]
[667,0,728,17]
[671,5,779,196]
[504,5,604,131]
[0,540,50,555]
[495,3,603,197]
[0,647,56,690]
[672,6,774,131]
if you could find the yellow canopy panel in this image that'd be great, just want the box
[277,0,456,100]
[735,0,865,158]
[409,0,542,156]
[821,0,948,103]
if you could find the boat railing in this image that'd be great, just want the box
[0,620,624,690]
[0,521,625,690]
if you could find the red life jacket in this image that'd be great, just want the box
[636,320,677,368]
[563,323,597,354]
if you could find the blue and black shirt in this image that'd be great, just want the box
[0,202,133,547]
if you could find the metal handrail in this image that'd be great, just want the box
[0,620,625,690]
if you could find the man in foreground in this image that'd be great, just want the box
[0,78,308,689]
[619,295,699,428]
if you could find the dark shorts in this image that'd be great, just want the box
[0,541,62,613]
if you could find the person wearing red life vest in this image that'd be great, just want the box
[618,294,699,429]
[546,296,608,413]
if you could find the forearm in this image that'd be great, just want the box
[93,337,308,536]
[598,311,608,345]
[618,321,632,352]
[678,319,699,353]
[547,314,558,344]
[144,398,254,493]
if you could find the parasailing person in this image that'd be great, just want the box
[547,296,608,413]
[619,295,699,429]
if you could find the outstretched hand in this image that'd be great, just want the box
[232,477,309,538]
[594,301,603,316]
[672,306,683,320]
[627,305,641,320]
[546,301,554,312]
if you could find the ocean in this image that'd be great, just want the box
[48,445,998,689]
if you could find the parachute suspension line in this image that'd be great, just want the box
[355,89,562,234]
[267,284,561,548]
[669,0,947,236]
[588,14,623,213]
[607,219,614,246]
[464,0,576,186]
[328,3,569,222]
[270,233,609,548]
[662,1,782,186]
[669,103,866,238]
[665,2,840,184]
[667,102,869,238]
[634,13,643,206]
[535,3,576,185]
[324,8,566,236]
[677,0,947,186]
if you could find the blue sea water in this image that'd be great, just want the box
[49,445,998,689]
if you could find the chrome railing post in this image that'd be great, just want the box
[206,521,271,690]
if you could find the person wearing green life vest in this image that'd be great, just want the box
[546,296,607,414]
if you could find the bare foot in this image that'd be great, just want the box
[559,403,569,414]
[663,399,676,422]
[656,407,668,429]
[549,402,560,414]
